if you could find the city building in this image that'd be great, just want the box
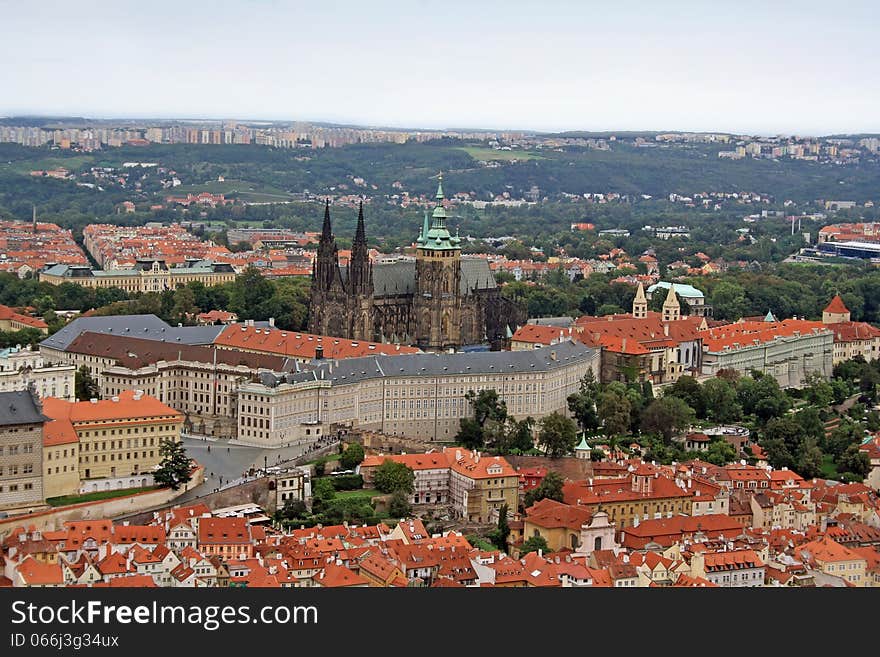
[0,219,89,278]
[820,295,880,364]
[81,223,230,269]
[0,345,75,401]
[308,181,526,351]
[238,340,599,444]
[0,390,47,512]
[646,282,711,317]
[360,448,517,522]
[570,283,706,384]
[699,319,833,387]
[41,390,183,491]
[39,260,237,293]
[0,304,48,334]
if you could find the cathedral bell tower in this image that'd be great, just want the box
[414,174,462,351]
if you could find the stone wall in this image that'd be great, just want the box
[0,466,204,539]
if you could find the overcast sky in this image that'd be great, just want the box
[2,0,878,135]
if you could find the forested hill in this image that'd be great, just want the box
[2,138,879,210]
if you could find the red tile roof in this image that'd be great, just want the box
[42,390,182,425]
[525,498,593,530]
[824,295,849,314]
[214,324,419,360]
[16,557,64,585]
[198,518,251,545]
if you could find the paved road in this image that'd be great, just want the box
[177,435,339,503]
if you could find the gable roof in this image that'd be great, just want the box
[525,498,593,530]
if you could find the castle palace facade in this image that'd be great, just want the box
[308,179,526,351]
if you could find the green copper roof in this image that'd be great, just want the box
[575,435,591,451]
[420,174,459,252]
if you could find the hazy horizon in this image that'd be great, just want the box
[3,0,878,136]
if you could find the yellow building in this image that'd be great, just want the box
[522,498,593,553]
[42,414,79,500]
[42,390,183,487]
[39,261,236,293]
[796,536,868,587]
[447,449,519,524]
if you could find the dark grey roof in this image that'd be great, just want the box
[528,316,575,328]
[250,340,595,389]
[345,257,496,298]
[40,314,225,352]
[370,262,415,296]
[0,390,48,426]
[318,339,594,385]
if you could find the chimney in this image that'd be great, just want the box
[549,350,557,361]
[315,346,324,360]
[269,317,275,327]
[663,324,669,337]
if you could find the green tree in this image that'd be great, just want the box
[74,365,99,401]
[796,440,825,480]
[373,460,415,495]
[760,416,802,470]
[153,439,192,490]
[456,418,485,450]
[339,443,365,470]
[275,498,308,524]
[520,534,551,555]
[311,478,336,512]
[489,503,511,551]
[665,376,706,418]
[710,281,747,321]
[567,370,600,431]
[826,421,862,459]
[597,385,632,437]
[704,440,736,466]
[523,471,565,508]
[702,377,742,423]
[388,491,413,518]
[641,396,695,443]
[836,444,870,480]
[537,412,578,458]
[803,372,834,408]
[171,284,199,325]
[229,266,273,320]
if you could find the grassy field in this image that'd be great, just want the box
[458,146,545,162]
[4,154,96,174]
[173,178,297,201]
[820,454,839,480]
[333,489,380,501]
[46,485,157,507]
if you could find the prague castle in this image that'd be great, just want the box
[308,178,526,351]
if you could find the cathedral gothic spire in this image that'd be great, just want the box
[349,201,372,296]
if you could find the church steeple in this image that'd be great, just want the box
[662,283,681,322]
[420,173,458,251]
[354,201,366,246]
[314,200,340,291]
[321,200,333,241]
[349,201,372,296]
[632,281,648,319]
